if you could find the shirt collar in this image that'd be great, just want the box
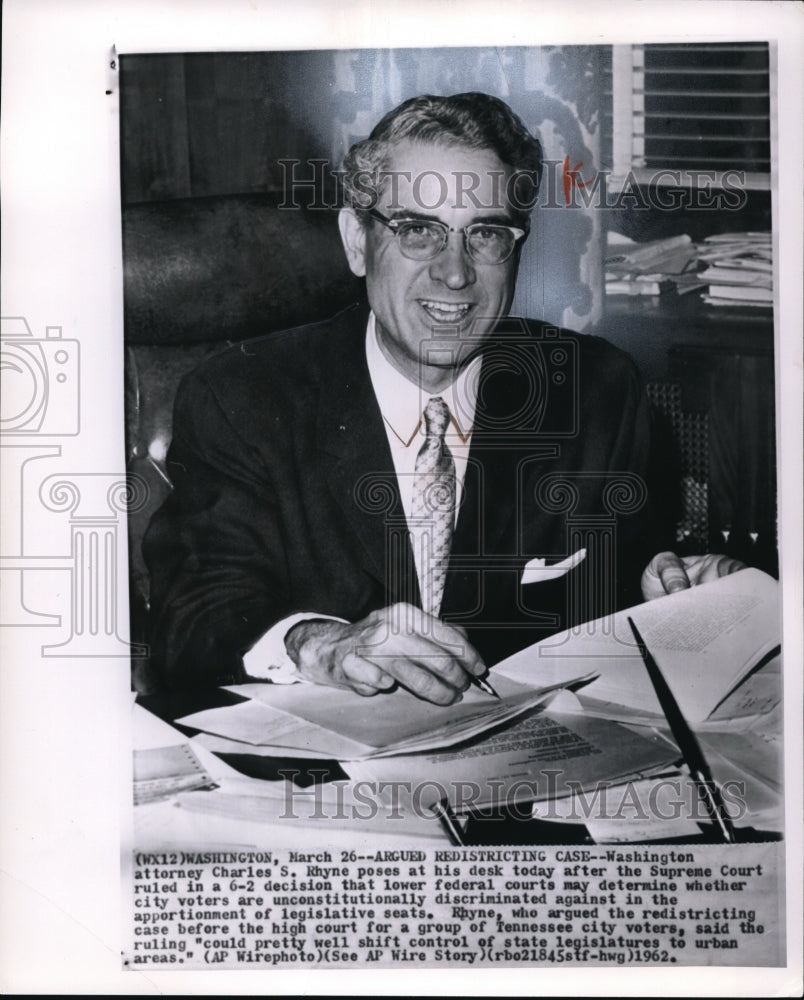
[365,312,479,447]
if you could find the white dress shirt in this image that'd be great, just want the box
[365,311,480,528]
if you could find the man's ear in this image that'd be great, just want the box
[338,208,367,277]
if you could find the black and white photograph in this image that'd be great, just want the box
[1,1,801,995]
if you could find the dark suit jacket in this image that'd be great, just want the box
[144,302,662,690]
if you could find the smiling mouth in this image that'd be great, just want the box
[419,300,474,324]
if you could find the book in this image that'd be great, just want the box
[606,276,673,296]
[702,296,773,309]
[605,233,693,269]
[699,266,772,286]
[707,284,773,302]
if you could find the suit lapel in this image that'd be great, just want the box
[314,311,563,616]
[443,323,561,615]
[316,308,420,604]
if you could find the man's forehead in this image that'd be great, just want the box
[377,139,514,215]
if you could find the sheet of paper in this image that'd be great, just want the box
[178,698,372,757]
[699,728,782,797]
[228,673,562,744]
[707,652,781,721]
[192,731,352,760]
[538,773,703,842]
[179,673,582,759]
[365,679,575,757]
[493,568,779,723]
[343,708,677,814]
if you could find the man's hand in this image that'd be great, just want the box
[641,551,747,601]
[284,603,486,704]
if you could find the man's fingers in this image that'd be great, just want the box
[363,652,468,704]
[642,550,748,601]
[399,607,486,677]
[439,622,480,668]
[350,681,387,697]
[338,652,395,692]
[372,604,485,674]
[715,555,748,577]
[680,553,747,584]
[376,610,485,695]
[292,604,486,703]
[653,551,692,594]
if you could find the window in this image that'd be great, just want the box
[601,43,771,190]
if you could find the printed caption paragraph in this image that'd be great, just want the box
[126,843,784,968]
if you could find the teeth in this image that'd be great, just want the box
[420,301,472,321]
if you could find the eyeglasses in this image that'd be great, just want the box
[366,208,527,265]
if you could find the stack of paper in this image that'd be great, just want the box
[697,231,773,307]
[494,568,780,725]
[343,697,679,815]
[604,233,705,296]
[178,673,583,761]
[492,569,782,840]
[172,570,780,841]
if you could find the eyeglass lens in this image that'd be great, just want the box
[397,221,516,263]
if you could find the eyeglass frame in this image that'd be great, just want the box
[364,207,529,264]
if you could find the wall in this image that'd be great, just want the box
[120,46,605,330]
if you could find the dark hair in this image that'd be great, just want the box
[341,92,543,222]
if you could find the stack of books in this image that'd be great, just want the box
[697,232,773,308]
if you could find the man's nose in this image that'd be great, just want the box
[428,232,476,289]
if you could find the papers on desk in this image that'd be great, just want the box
[177,673,584,761]
[343,696,679,813]
[604,232,703,297]
[697,231,773,309]
[603,229,774,305]
[494,568,779,724]
[170,568,780,843]
[133,744,218,804]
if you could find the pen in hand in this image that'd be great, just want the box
[469,673,500,699]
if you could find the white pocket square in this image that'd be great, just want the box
[520,548,587,585]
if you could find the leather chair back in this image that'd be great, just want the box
[124,193,364,675]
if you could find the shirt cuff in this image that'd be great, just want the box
[243,612,347,683]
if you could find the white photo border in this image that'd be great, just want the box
[1,0,801,995]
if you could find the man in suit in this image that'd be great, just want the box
[144,92,740,699]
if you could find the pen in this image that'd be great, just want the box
[431,799,467,846]
[627,617,737,843]
[470,673,500,699]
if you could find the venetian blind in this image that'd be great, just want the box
[601,42,771,188]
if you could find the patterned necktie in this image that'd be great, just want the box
[411,396,456,617]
